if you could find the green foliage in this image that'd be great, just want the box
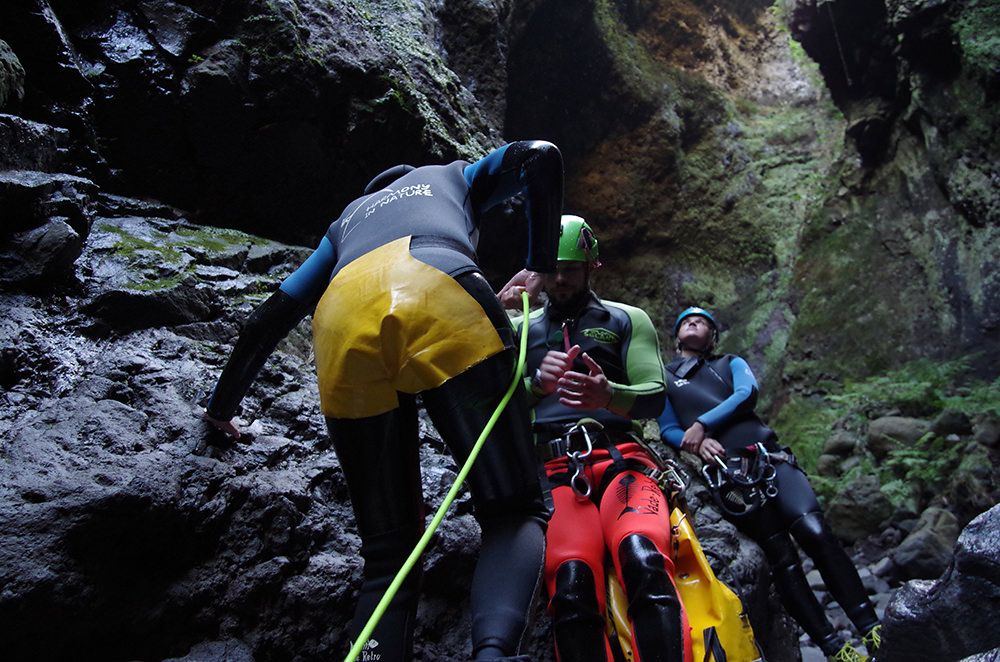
[770,396,836,472]
[773,355,1000,512]
[942,376,1000,416]
[829,358,976,418]
[879,433,964,509]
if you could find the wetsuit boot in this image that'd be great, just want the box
[617,534,686,662]
[759,529,842,655]
[790,513,880,637]
[550,560,609,662]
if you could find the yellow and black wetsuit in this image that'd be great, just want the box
[207,140,564,662]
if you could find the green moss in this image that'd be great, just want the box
[955,0,1000,77]
[125,273,190,291]
[98,224,184,264]
[770,396,837,472]
[592,0,666,110]
[174,225,260,252]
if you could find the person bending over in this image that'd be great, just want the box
[205,141,565,662]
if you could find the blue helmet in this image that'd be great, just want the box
[673,306,718,340]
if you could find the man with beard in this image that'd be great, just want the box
[498,215,692,662]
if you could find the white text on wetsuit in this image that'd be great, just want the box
[365,184,434,218]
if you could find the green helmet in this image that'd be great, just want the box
[558,215,599,263]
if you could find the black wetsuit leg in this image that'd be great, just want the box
[772,464,880,635]
[422,271,548,661]
[326,396,424,662]
[733,465,840,654]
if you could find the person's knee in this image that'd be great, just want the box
[616,534,675,604]
[550,560,602,620]
[476,485,549,528]
[359,527,422,578]
[789,511,835,554]
[759,530,800,572]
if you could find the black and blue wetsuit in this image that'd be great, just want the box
[207,140,563,662]
[658,354,775,453]
[658,354,879,655]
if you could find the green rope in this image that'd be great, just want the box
[345,291,531,662]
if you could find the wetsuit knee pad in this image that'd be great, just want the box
[550,560,606,657]
[788,511,832,552]
[617,534,685,661]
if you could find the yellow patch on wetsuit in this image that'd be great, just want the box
[312,236,504,419]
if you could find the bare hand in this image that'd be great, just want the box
[497,269,543,309]
[558,352,612,410]
[680,421,706,454]
[203,409,242,439]
[535,345,581,395]
[698,438,726,463]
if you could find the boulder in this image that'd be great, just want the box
[881,505,1000,661]
[822,429,858,456]
[867,417,931,460]
[82,281,220,331]
[163,639,254,662]
[0,218,82,287]
[0,169,97,237]
[931,408,973,436]
[891,506,960,580]
[0,39,25,110]
[815,453,843,476]
[826,474,894,542]
[0,114,71,172]
[973,413,1000,448]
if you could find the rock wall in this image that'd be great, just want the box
[1,0,508,245]
[2,0,999,660]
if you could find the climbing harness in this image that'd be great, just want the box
[344,291,533,662]
[701,443,780,518]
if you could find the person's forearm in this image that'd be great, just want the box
[206,290,311,420]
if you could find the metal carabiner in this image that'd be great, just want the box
[701,459,726,490]
[755,443,779,497]
[567,420,595,461]
[568,451,592,498]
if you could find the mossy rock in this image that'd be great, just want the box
[0,39,25,110]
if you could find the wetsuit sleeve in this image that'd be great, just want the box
[607,304,666,418]
[205,238,336,420]
[278,236,336,304]
[658,398,684,448]
[695,356,759,432]
[464,140,562,273]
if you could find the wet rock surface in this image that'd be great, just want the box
[1,0,998,660]
[881,504,1000,661]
